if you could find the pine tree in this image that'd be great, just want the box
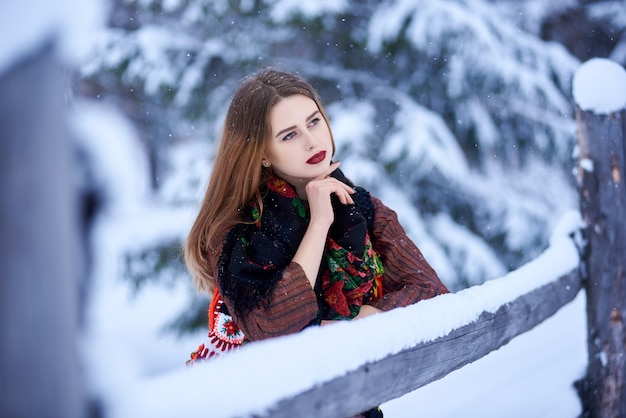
[79,0,602,332]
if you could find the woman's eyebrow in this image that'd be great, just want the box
[306,110,320,120]
[274,110,320,138]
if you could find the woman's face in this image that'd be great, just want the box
[264,94,333,190]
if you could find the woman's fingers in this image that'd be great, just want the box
[305,163,357,225]
[308,177,355,205]
[333,178,356,205]
[335,184,355,205]
[313,162,356,205]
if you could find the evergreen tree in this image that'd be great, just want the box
[79,0,617,332]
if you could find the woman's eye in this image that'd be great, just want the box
[308,117,320,127]
[282,131,296,141]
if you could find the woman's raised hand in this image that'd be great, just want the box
[293,162,355,286]
[305,162,355,228]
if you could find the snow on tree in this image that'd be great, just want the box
[77,0,601,332]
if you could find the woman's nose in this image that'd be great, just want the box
[303,130,318,150]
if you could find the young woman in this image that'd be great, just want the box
[185,68,448,362]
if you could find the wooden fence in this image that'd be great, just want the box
[573,58,626,418]
[137,232,582,418]
[0,42,85,418]
[252,263,583,418]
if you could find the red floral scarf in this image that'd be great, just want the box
[188,169,384,363]
[264,174,384,318]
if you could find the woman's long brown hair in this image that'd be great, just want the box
[185,69,336,294]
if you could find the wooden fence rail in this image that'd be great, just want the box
[259,269,582,418]
[142,230,582,418]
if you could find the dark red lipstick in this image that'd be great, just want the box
[307,150,327,164]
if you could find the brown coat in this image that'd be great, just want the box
[208,196,449,341]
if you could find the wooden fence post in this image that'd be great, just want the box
[0,42,85,417]
[574,58,626,417]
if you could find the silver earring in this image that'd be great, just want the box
[263,161,270,167]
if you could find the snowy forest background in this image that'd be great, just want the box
[74,0,626,336]
[1,0,625,417]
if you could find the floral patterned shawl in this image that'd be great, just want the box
[219,168,384,321]
[187,169,385,363]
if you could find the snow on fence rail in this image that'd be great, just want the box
[125,214,583,418]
